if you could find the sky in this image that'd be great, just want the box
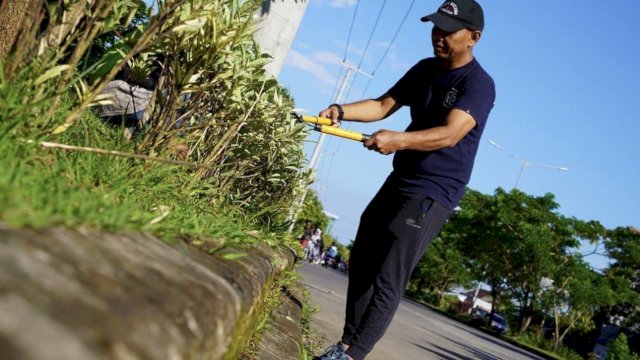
[277,0,640,271]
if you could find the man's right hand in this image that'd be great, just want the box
[318,105,342,127]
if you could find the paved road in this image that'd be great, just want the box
[299,262,545,360]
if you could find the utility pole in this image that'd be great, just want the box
[307,63,372,170]
[252,0,309,78]
[287,63,373,232]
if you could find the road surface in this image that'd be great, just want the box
[298,261,545,360]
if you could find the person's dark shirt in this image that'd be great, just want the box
[386,57,495,209]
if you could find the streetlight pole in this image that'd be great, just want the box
[488,140,568,189]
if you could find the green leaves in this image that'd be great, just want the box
[171,16,208,33]
[2,0,306,234]
[35,65,71,85]
[127,0,307,230]
[432,188,615,339]
[607,334,640,360]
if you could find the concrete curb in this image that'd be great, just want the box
[251,280,304,360]
[0,223,296,360]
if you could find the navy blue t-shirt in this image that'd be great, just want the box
[386,57,495,209]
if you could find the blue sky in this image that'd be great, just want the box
[277,0,640,271]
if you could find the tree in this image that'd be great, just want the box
[607,333,640,360]
[444,189,509,317]
[294,190,329,236]
[409,236,472,306]
[544,256,614,352]
[445,188,606,337]
[604,227,640,329]
[451,189,565,329]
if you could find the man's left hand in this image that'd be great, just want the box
[364,129,403,155]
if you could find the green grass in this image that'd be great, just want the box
[506,333,584,360]
[300,286,324,360]
[0,110,275,250]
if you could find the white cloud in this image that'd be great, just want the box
[331,40,367,62]
[311,51,343,65]
[297,42,313,50]
[329,0,357,8]
[285,49,338,87]
[374,40,392,49]
[388,52,412,72]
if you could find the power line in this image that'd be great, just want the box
[328,0,359,103]
[323,0,417,185]
[343,0,361,62]
[356,0,389,70]
[372,0,416,75]
[360,0,417,98]
[328,65,345,103]
[343,0,390,102]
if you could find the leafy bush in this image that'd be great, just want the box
[607,333,640,360]
[1,0,309,233]
[514,333,583,360]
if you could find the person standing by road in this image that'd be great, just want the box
[315,1,495,359]
[310,228,323,262]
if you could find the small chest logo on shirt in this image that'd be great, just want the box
[443,88,458,108]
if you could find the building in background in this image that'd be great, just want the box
[253,0,308,78]
[323,211,339,235]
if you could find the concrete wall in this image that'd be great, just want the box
[0,222,295,360]
[253,0,309,78]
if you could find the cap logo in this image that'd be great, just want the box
[439,1,459,16]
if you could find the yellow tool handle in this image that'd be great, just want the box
[300,115,333,126]
[318,125,370,142]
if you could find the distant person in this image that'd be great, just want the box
[315,234,325,264]
[315,1,495,359]
[323,242,339,269]
[300,235,310,250]
[299,221,313,248]
[327,243,338,258]
[311,228,323,245]
[99,80,151,135]
[310,229,323,261]
[333,252,342,270]
[301,221,314,242]
[303,235,314,260]
[99,62,159,138]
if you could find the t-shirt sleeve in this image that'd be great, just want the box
[453,73,495,129]
[387,60,426,106]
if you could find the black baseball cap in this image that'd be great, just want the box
[421,0,484,32]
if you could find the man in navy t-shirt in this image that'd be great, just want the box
[316,1,495,359]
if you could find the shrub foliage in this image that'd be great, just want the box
[0,0,310,231]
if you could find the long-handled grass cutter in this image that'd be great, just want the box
[293,113,370,142]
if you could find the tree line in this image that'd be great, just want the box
[408,187,639,356]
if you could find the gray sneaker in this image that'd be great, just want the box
[316,342,348,360]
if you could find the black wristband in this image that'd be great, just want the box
[330,103,344,121]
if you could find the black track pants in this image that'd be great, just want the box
[342,185,452,360]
